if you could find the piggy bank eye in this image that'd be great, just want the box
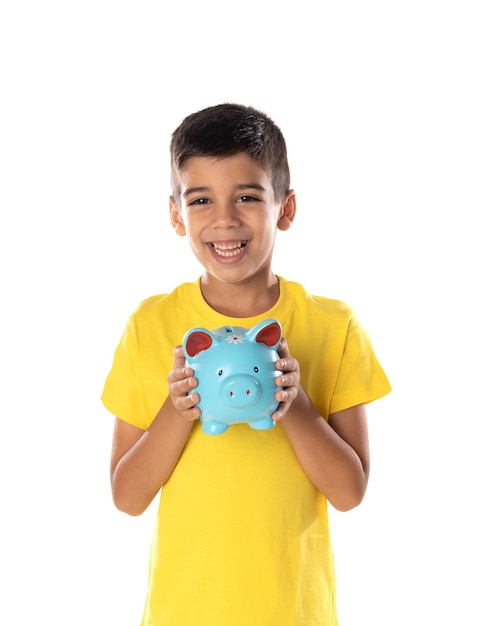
[218,369,223,376]
[254,366,259,373]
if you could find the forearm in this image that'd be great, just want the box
[280,387,369,511]
[111,397,194,516]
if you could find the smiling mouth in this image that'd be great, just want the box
[210,241,248,257]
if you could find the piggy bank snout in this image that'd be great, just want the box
[220,374,261,408]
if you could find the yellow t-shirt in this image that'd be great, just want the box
[102,277,391,626]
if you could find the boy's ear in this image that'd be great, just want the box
[277,190,297,231]
[169,196,186,236]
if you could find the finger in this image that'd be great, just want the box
[275,373,288,387]
[169,375,198,399]
[276,356,298,375]
[275,370,299,388]
[173,345,186,368]
[277,337,291,359]
[180,389,201,420]
[272,406,285,422]
[272,391,295,421]
[182,408,201,421]
[168,365,195,384]
[177,391,200,412]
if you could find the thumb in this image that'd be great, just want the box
[173,345,187,368]
[277,337,290,359]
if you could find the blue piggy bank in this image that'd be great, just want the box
[182,319,282,435]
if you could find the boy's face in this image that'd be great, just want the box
[170,153,295,287]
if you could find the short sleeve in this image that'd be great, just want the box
[329,313,391,414]
[101,315,147,429]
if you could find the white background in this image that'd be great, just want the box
[1,1,485,624]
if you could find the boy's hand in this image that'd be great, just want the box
[273,337,300,422]
[167,346,201,421]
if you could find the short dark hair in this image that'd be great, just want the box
[170,103,290,202]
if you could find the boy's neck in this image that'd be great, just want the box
[200,273,280,318]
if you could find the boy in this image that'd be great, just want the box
[102,103,391,625]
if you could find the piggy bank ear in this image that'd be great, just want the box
[183,329,213,358]
[248,319,282,349]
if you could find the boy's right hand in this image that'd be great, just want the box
[167,345,201,421]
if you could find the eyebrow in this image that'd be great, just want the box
[182,187,209,199]
[182,183,267,198]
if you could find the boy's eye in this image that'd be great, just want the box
[237,195,259,203]
[188,197,210,206]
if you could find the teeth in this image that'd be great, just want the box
[211,241,247,257]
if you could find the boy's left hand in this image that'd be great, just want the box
[273,337,300,422]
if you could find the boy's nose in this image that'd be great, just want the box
[212,201,241,227]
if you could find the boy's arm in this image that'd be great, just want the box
[110,346,200,516]
[274,339,370,512]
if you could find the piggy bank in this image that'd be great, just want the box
[182,319,282,435]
